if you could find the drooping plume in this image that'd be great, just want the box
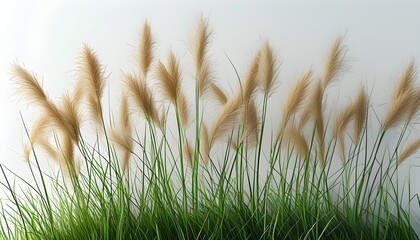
[322,36,347,89]
[383,61,419,130]
[124,73,161,128]
[110,94,133,174]
[79,44,106,128]
[210,96,242,147]
[192,15,213,97]
[242,99,260,149]
[278,69,312,140]
[398,139,420,166]
[282,126,309,160]
[138,21,154,78]
[259,41,278,96]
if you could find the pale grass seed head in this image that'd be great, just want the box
[210,95,242,147]
[110,94,133,174]
[156,51,181,104]
[383,89,417,131]
[242,99,260,149]
[407,89,420,124]
[59,92,82,143]
[279,69,312,136]
[79,44,106,127]
[393,60,417,102]
[241,52,260,104]
[353,86,369,144]
[322,35,347,89]
[259,41,279,96]
[282,126,309,160]
[192,15,213,97]
[23,116,51,162]
[124,73,160,127]
[200,122,210,165]
[210,82,228,106]
[178,93,191,128]
[398,139,420,166]
[138,21,154,78]
[332,102,356,163]
[183,139,194,167]
[310,80,326,167]
[12,65,70,142]
[298,79,323,129]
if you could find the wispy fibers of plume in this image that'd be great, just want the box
[110,94,133,174]
[242,99,260,149]
[383,61,418,131]
[183,139,194,167]
[138,21,155,78]
[332,100,356,163]
[258,41,279,97]
[210,82,228,106]
[241,52,260,105]
[156,51,181,104]
[78,44,106,129]
[200,123,210,165]
[398,139,420,166]
[210,96,242,148]
[124,73,162,129]
[393,60,417,102]
[192,15,213,98]
[12,65,69,135]
[352,86,369,145]
[277,69,312,142]
[321,35,347,89]
[282,126,309,160]
[13,65,80,176]
[156,50,190,128]
[407,89,420,124]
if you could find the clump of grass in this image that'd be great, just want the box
[2,17,420,240]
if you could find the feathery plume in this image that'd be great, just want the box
[23,116,51,162]
[124,73,160,127]
[138,21,154,78]
[200,123,210,165]
[353,86,369,144]
[192,15,213,97]
[210,82,228,105]
[407,89,420,124]
[242,99,260,149]
[178,93,190,128]
[59,92,82,143]
[241,53,260,104]
[282,127,309,159]
[393,60,417,102]
[79,44,105,127]
[278,69,312,138]
[259,41,278,96]
[56,135,76,177]
[398,139,420,166]
[183,139,194,167]
[110,94,133,174]
[383,89,417,131]
[332,102,356,162]
[210,96,242,146]
[12,65,72,142]
[322,36,346,88]
[156,51,181,103]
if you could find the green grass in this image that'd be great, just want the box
[1,102,418,239]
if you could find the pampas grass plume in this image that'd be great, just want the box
[138,21,154,78]
[398,139,420,166]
